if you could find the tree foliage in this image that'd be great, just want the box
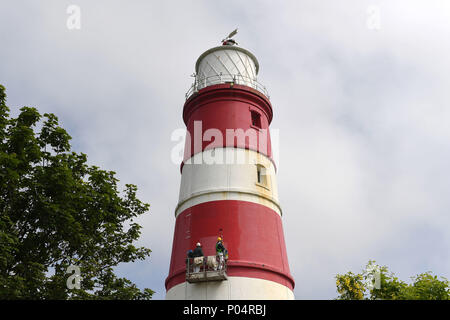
[0,84,153,299]
[335,260,449,300]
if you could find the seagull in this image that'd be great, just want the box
[222,28,238,45]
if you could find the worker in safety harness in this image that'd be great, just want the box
[192,242,204,273]
[185,250,194,273]
[216,237,226,271]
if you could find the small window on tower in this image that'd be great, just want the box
[251,110,262,129]
[256,164,267,187]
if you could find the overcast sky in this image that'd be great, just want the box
[1,0,449,299]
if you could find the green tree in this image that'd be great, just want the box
[335,271,365,300]
[335,260,449,300]
[0,84,153,299]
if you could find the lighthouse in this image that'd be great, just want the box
[165,32,295,300]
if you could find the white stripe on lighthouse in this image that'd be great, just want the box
[176,148,281,217]
[166,276,295,300]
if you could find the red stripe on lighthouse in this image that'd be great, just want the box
[182,84,274,165]
[165,200,295,291]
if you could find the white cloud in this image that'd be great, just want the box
[1,0,449,299]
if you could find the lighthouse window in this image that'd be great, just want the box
[256,164,267,186]
[251,110,262,129]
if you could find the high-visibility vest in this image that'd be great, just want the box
[216,242,225,253]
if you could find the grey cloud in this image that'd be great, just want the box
[1,0,449,299]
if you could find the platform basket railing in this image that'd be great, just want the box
[186,254,228,283]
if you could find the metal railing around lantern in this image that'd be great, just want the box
[185,74,270,100]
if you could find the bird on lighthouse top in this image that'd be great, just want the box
[222,28,238,46]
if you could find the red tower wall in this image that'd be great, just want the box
[181,84,275,172]
[165,200,295,291]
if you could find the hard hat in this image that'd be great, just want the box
[217,237,222,241]
[196,242,201,247]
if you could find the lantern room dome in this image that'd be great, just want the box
[186,43,269,100]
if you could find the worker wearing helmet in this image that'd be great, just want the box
[216,237,226,271]
[185,249,194,273]
[186,249,194,264]
[192,242,204,273]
